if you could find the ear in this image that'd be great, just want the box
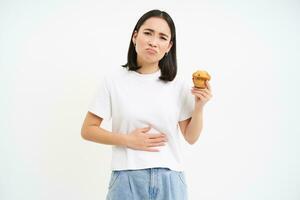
[167,40,173,52]
[132,30,138,45]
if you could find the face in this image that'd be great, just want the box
[132,17,173,66]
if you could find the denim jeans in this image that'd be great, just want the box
[106,167,188,200]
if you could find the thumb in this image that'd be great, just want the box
[141,126,151,132]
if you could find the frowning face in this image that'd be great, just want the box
[132,17,173,66]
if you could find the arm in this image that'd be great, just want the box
[178,81,212,145]
[179,108,203,145]
[81,112,167,151]
[81,112,127,146]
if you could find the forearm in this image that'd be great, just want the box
[81,126,127,147]
[184,107,203,144]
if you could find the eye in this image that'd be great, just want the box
[144,32,151,35]
[160,37,167,40]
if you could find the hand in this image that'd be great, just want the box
[191,81,213,108]
[125,126,168,152]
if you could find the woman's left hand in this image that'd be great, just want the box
[191,81,213,109]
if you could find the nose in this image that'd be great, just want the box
[148,37,158,47]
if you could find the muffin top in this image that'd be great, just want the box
[192,70,211,80]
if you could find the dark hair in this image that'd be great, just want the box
[122,9,177,82]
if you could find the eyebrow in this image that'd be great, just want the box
[143,28,170,38]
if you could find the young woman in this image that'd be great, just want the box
[81,9,212,200]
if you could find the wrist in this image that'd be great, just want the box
[194,104,204,112]
[119,133,129,147]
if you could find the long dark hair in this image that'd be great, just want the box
[122,9,177,82]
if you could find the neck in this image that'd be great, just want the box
[137,64,159,74]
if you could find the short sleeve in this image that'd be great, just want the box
[178,80,194,122]
[88,76,112,120]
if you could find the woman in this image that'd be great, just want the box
[81,9,212,200]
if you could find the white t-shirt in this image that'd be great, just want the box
[88,67,194,171]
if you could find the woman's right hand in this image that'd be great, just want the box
[125,126,168,152]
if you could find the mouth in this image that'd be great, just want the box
[146,48,157,54]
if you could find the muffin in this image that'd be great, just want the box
[192,70,211,89]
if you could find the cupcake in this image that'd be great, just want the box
[192,70,211,89]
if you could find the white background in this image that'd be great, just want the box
[1,0,299,199]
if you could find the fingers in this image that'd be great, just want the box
[144,132,167,152]
[140,127,166,137]
[192,89,209,97]
[147,142,166,147]
[144,148,160,152]
[194,91,210,99]
[191,90,210,99]
[146,138,167,148]
[148,133,167,139]
[148,137,168,143]
[192,87,209,94]
[143,142,166,152]
[129,127,168,152]
[145,135,167,151]
[147,134,168,146]
[192,86,212,98]
[140,126,151,132]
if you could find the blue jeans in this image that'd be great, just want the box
[106,167,188,200]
